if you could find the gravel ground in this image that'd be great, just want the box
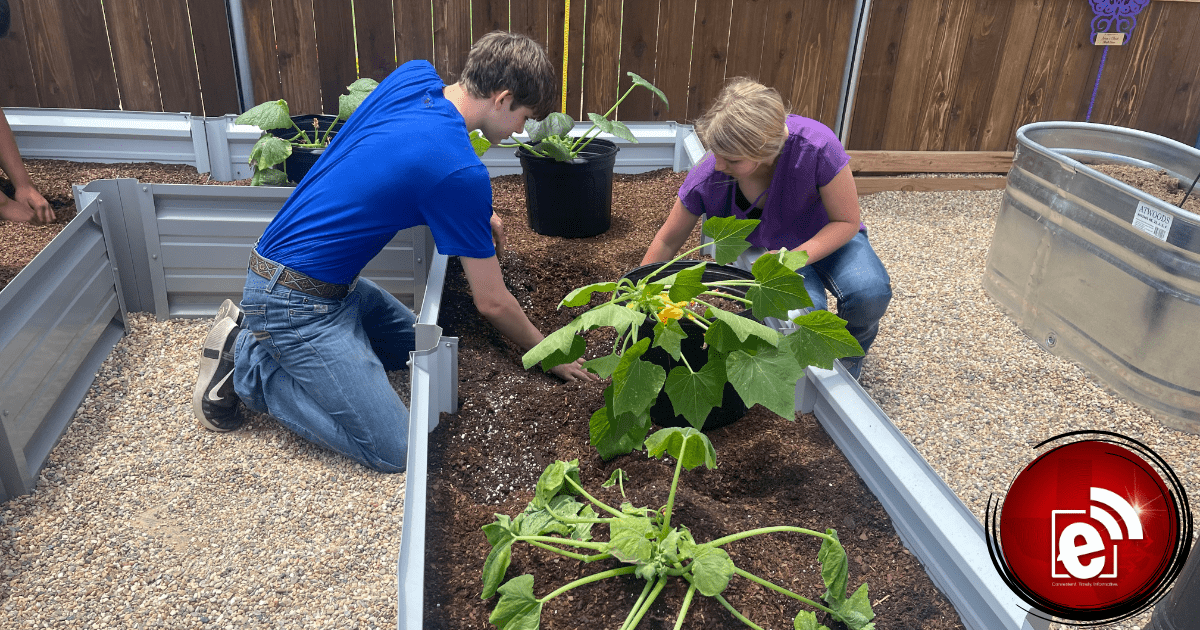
[2,185,1198,629]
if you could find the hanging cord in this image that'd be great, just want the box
[562,0,570,113]
[1179,170,1200,209]
[1086,1,1151,122]
[1085,47,1108,123]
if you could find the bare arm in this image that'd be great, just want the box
[459,255,597,382]
[793,166,860,263]
[0,112,53,224]
[641,198,701,265]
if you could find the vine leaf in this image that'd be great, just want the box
[489,575,543,630]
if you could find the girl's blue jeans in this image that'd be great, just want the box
[232,268,415,473]
[733,230,892,376]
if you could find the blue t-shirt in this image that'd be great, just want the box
[256,60,495,284]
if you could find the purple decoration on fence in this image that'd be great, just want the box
[1086,0,1151,122]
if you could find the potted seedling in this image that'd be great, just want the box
[477,72,668,238]
[522,216,864,459]
[481,427,877,629]
[236,78,378,185]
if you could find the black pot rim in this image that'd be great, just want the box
[516,137,619,162]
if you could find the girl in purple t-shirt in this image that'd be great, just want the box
[642,78,891,379]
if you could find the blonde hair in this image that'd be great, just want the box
[694,78,788,162]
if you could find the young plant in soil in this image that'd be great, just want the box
[236,78,378,185]
[481,427,876,630]
[523,216,864,459]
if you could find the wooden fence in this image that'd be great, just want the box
[2,0,1199,151]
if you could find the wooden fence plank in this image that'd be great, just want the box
[940,0,1010,150]
[977,0,1041,151]
[724,0,768,81]
[846,0,908,149]
[654,0,697,122]
[395,0,434,64]
[104,0,163,112]
[472,0,508,40]
[146,0,205,114]
[511,0,549,48]
[879,0,940,148]
[565,0,586,118]
[0,0,40,107]
[1012,0,1088,129]
[854,176,1007,194]
[189,0,241,116]
[241,0,283,104]
[687,0,734,121]
[20,0,79,108]
[314,0,357,115]
[269,0,321,114]
[433,0,472,84]
[617,0,663,120]
[1053,4,1102,123]
[786,0,853,128]
[1132,3,1200,144]
[912,0,972,151]
[581,0,622,117]
[60,0,121,110]
[758,0,804,101]
[355,0,397,83]
[848,150,1013,173]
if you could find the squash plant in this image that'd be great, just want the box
[236,78,378,185]
[522,216,864,459]
[481,427,877,630]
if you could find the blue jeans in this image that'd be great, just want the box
[733,230,892,375]
[232,267,415,472]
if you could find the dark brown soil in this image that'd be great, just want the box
[4,160,972,629]
[1090,163,1200,214]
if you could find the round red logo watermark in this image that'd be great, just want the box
[986,431,1191,624]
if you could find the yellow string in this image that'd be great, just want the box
[562,0,570,113]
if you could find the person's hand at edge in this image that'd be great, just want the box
[489,210,506,256]
[13,185,53,223]
[0,194,36,223]
[548,358,598,383]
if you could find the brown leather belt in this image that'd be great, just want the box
[249,250,352,300]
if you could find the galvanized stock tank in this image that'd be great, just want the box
[983,122,1200,432]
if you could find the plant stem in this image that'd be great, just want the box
[618,579,656,630]
[527,540,613,563]
[714,594,767,630]
[539,566,637,603]
[708,526,836,549]
[660,455,685,538]
[623,576,668,630]
[565,476,626,518]
[733,567,836,616]
[672,584,698,630]
[518,535,608,552]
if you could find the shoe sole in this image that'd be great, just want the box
[193,317,241,432]
[215,298,244,327]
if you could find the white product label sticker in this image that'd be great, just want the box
[1132,201,1172,242]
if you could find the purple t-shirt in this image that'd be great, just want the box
[679,114,855,250]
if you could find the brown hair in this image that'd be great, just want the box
[459,31,558,119]
[694,78,789,162]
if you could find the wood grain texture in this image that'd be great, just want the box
[354,0,397,83]
[433,0,471,84]
[687,0,733,121]
[848,150,1013,173]
[854,175,1007,194]
[0,0,40,107]
[581,0,622,117]
[189,0,241,116]
[654,0,698,122]
[395,0,435,64]
[976,0,1041,151]
[758,0,805,101]
[241,0,283,104]
[19,0,79,108]
[786,0,853,128]
[724,0,768,82]
[315,0,358,115]
[1132,3,1200,143]
[846,0,908,149]
[103,0,163,112]
[616,0,663,120]
[60,0,121,110]
[146,0,205,114]
[939,0,1008,150]
[472,0,508,40]
[565,0,586,118]
[879,0,939,148]
[511,0,549,48]
[911,0,971,151]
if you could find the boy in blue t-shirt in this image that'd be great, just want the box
[192,32,596,473]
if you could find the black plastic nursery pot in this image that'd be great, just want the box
[267,114,343,184]
[517,138,617,238]
[620,260,757,431]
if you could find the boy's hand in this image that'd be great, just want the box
[490,210,506,256]
[0,194,36,223]
[14,186,54,224]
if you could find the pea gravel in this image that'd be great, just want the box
[2,187,1197,630]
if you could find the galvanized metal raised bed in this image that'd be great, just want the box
[3,107,1044,630]
[984,121,1200,433]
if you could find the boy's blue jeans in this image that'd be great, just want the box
[733,230,892,376]
[232,268,415,473]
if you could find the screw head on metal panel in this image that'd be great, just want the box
[151,254,158,259]
[2,410,7,416]
[142,186,148,191]
[1046,332,1058,348]
[416,258,423,264]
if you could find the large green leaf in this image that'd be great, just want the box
[481,516,517,599]
[627,71,669,109]
[586,112,614,134]
[644,427,717,470]
[534,137,575,161]
[250,167,288,187]
[778,248,809,272]
[689,544,735,596]
[611,338,666,418]
[726,346,805,418]
[666,262,708,304]
[235,99,292,130]
[707,308,780,347]
[525,112,574,143]
[608,515,658,564]
[818,529,848,611]
[794,611,831,630]
[469,129,492,156]
[609,119,638,143]
[831,583,876,630]
[747,253,813,321]
[589,387,652,460]
[249,135,292,171]
[533,459,582,508]
[582,352,621,379]
[780,310,864,370]
[489,575,543,630]
[560,281,617,307]
[663,363,726,430]
[522,319,585,369]
[651,319,687,361]
[580,302,648,340]
[700,216,758,264]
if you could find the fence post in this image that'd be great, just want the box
[225,0,255,112]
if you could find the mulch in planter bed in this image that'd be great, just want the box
[422,172,965,630]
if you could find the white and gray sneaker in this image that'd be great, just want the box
[215,298,244,327]
[192,316,243,431]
